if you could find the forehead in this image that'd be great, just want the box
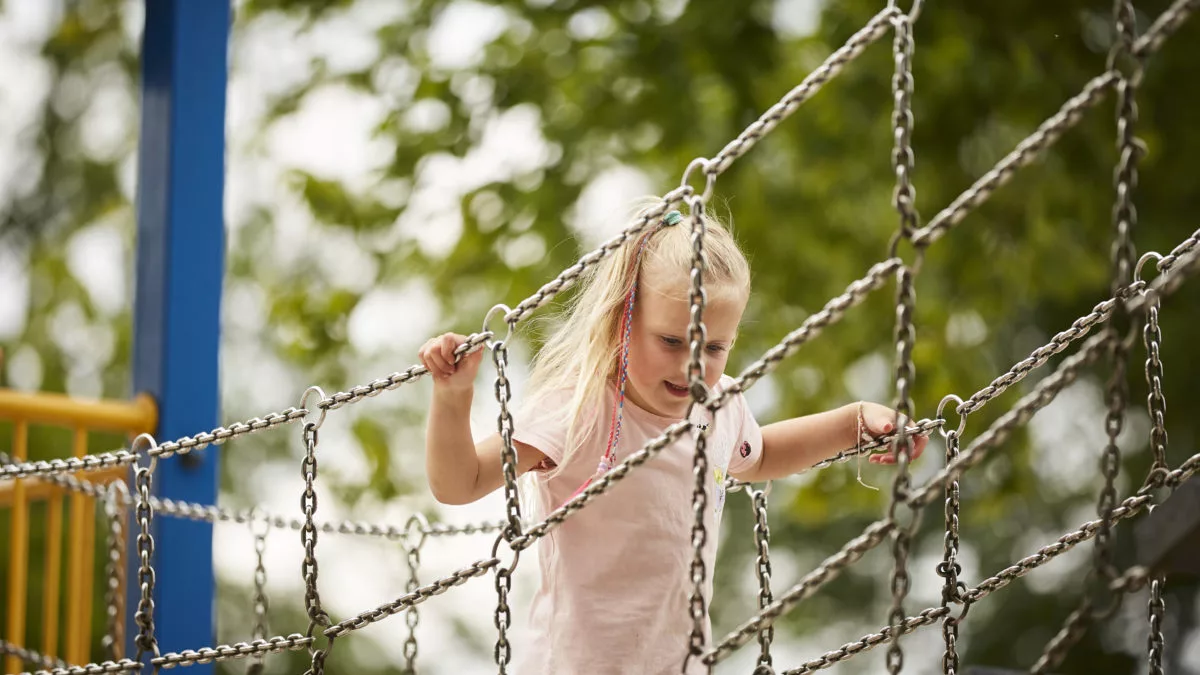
[637,282,746,338]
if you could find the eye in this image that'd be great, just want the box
[706,344,727,354]
[659,336,683,347]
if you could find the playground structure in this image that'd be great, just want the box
[2,0,1200,674]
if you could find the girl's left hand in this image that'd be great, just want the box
[857,402,929,464]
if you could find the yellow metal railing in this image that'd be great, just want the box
[0,388,156,672]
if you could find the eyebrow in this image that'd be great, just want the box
[659,332,733,346]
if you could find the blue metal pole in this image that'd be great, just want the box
[131,0,229,668]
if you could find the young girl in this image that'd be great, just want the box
[419,207,926,675]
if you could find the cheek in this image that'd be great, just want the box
[704,353,730,385]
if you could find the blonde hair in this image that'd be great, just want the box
[525,203,752,477]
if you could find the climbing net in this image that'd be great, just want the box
[3,0,1200,673]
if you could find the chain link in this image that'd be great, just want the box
[133,452,159,666]
[781,607,950,675]
[886,264,919,675]
[889,13,919,244]
[1142,290,1168,472]
[16,659,143,675]
[301,423,331,630]
[938,430,963,675]
[151,635,312,669]
[1147,576,1166,675]
[493,556,514,672]
[1,639,71,671]
[683,194,713,673]
[491,337,524,541]
[101,482,128,662]
[247,517,270,675]
[749,487,775,673]
[403,519,424,673]
[149,410,306,461]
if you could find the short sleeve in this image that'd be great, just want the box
[726,389,763,477]
[511,390,573,467]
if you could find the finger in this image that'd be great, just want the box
[428,347,454,376]
[439,339,460,372]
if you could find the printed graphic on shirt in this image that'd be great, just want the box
[712,467,726,518]
[739,441,751,459]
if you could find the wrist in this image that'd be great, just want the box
[432,384,475,409]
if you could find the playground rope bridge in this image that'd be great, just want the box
[4,0,1200,673]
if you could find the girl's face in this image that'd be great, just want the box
[623,279,747,419]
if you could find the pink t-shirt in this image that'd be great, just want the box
[512,374,763,675]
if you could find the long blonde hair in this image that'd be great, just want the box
[525,202,753,473]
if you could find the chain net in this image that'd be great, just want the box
[2,1,1199,673]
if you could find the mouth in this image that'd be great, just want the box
[664,381,689,398]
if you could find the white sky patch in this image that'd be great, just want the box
[65,218,128,317]
[772,0,824,39]
[306,5,384,75]
[945,309,988,348]
[842,350,890,403]
[425,0,509,70]
[267,83,392,189]
[347,281,440,356]
[1029,378,1114,494]
[0,4,55,205]
[313,228,380,293]
[6,343,43,392]
[395,104,558,258]
[0,244,30,339]
[77,64,136,162]
[568,163,655,246]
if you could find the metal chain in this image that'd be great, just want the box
[706,7,900,176]
[149,410,306,460]
[324,557,501,639]
[684,193,713,673]
[16,659,143,675]
[101,482,128,662]
[1031,601,1092,674]
[938,430,963,675]
[247,517,270,675]
[710,258,901,410]
[1,639,71,671]
[889,13,919,243]
[491,337,524,541]
[705,519,897,665]
[710,332,1116,666]
[776,473,1199,675]
[133,458,159,666]
[304,635,335,675]
[1147,576,1166,675]
[493,558,514,672]
[749,487,775,674]
[908,331,1111,509]
[301,423,330,630]
[782,607,950,675]
[151,635,312,669]
[886,265,919,675]
[1142,289,1168,473]
[403,527,423,673]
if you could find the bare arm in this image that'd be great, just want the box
[733,402,927,483]
[421,334,547,505]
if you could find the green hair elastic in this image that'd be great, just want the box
[663,210,683,225]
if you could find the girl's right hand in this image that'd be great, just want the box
[419,333,484,393]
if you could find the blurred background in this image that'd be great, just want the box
[1,0,1199,673]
